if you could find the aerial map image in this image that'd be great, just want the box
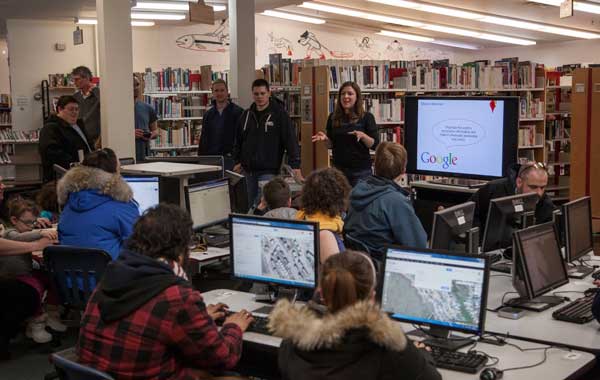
[261,236,315,283]
[384,271,482,329]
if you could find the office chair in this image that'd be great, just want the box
[43,246,112,311]
[47,347,114,380]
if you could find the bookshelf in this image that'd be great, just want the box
[0,130,42,185]
[0,94,10,127]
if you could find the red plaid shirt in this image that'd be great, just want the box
[77,284,243,380]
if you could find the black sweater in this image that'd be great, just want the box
[198,100,243,156]
[326,112,379,170]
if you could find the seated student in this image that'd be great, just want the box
[36,181,60,224]
[77,204,254,379]
[261,177,298,219]
[58,148,139,259]
[2,199,64,343]
[269,250,441,380]
[297,168,351,263]
[344,142,427,258]
[470,161,555,237]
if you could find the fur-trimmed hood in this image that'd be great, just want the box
[268,299,407,352]
[57,165,134,206]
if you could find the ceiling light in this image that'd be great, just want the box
[378,30,433,42]
[131,12,187,20]
[76,18,156,26]
[262,10,326,24]
[529,0,600,14]
[300,2,536,45]
[370,0,600,39]
[212,5,227,11]
[430,40,480,50]
[133,1,189,11]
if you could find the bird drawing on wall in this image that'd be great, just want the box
[298,31,353,59]
[268,32,294,56]
[176,19,229,52]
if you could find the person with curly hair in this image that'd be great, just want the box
[297,168,351,263]
[78,204,254,379]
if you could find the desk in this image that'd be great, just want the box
[189,247,229,275]
[203,289,595,380]
[411,181,477,236]
[121,162,221,207]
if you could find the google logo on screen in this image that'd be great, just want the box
[420,152,458,169]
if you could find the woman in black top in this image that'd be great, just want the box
[312,81,379,186]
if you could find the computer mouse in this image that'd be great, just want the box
[480,368,503,380]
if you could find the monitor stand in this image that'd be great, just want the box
[504,295,565,312]
[252,285,299,315]
[408,326,474,351]
[567,264,594,279]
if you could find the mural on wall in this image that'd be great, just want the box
[268,32,294,56]
[355,36,380,59]
[175,19,229,52]
[298,31,353,59]
[385,39,405,60]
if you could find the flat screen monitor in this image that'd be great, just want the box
[563,197,593,263]
[124,176,159,214]
[380,246,488,347]
[404,96,519,180]
[185,179,231,230]
[430,201,476,253]
[226,170,250,214]
[482,193,538,253]
[512,222,569,300]
[230,214,318,289]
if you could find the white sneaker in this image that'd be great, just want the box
[25,315,52,344]
[46,312,67,333]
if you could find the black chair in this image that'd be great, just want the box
[48,347,114,380]
[0,279,39,359]
[43,246,112,311]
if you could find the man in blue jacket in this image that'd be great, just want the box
[198,79,243,171]
[232,79,302,206]
[344,142,427,259]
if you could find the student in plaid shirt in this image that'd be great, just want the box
[77,204,254,379]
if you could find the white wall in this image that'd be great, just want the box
[6,20,96,131]
[0,39,9,95]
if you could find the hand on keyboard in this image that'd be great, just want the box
[224,309,254,332]
[207,303,229,321]
[413,341,432,352]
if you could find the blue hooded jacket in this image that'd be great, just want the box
[57,165,140,260]
[344,176,427,257]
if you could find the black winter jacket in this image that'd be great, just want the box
[232,99,300,173]
[269,300,442,380]
[198,100,243,156]
[39,115,92,182]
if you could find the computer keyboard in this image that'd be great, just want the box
[204,233,229,248]
[430,346,487,373]
[216,311,272,335]
[592,270,600,280]
[552,295,596,324]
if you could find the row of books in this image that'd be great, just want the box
[272,92,300,116]
[259,54,302,86]
[145,95,206,119]
[0,129,40,142]
[143,66,212,92]
[0,94,10,106]
[519,94,544,119]
[0,111,10,124]
[518,125,544,147]
[150,125,200,148]
[546,119,571,140]
[379,127,403,144]
[327,95,403,124]
[0,151,12,164]
[47,73,74,88]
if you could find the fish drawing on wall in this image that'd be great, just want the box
[268,32,294,56]
[355,36,379,59]
[176,20,229,52]
[298,31,353,59]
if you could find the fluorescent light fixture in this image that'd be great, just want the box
[77,18,155,26]
[212,5,227,11]
[430,40,480,50]
[131,12,187,20]
[529,0,600,14]
[262,10,326,24]
[133,1,189,11]
[370,0,600,39]
[300,2,537,45]
[378,30,433,42]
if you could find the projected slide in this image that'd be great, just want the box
[417,99,504,177]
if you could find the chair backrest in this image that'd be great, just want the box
[343,233,372,255]
[196,155,225,178]
[44,246,112,310]
[52,350,115,380]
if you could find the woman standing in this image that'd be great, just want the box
[312,81,379,186]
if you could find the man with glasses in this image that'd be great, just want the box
[72,66,100,146]
[232,79,302,206]
[39,95,92,182]
[471,161,556,234]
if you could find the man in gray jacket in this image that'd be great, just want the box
[72,66,100,146]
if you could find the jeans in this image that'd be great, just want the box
[336,166,373,187]
[244,171,276,208]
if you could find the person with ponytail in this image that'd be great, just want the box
[269,251,441,380]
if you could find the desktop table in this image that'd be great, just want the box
[203,289,595,380]
[121,162,221,207]
[485,272,600,353]
[188,247,230,275]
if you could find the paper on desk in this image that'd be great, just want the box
[189,246,230,260]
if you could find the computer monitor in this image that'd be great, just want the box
[562,197,594,278]
[230,214,318,291]
[430,201,477,253]
[481,193,538,253]
[226,170,250,214]
[123,176,159,214]
[404,96,519,180]
[379,246,489,350]
[510,222,569,311]
[185,179,231,230]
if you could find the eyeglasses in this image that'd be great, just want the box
[518,162,548,178]
[18,219,38,227]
